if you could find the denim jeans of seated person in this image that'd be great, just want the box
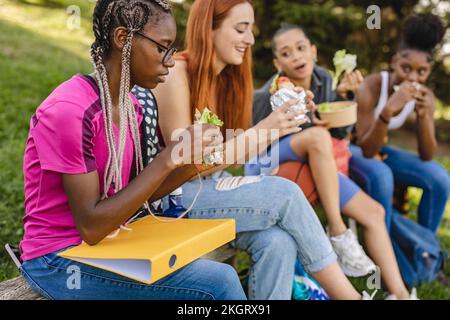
[174,175,337,300]
[20,247,247,300]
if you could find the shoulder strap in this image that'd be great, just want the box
[373,71,389,119]
[131,86,165,214]
[132,86,162,167]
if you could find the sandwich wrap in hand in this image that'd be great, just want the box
[195,108,224,165]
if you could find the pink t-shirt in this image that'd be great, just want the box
[20,74,143,262]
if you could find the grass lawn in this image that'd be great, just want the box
[0,0,449,299]
[0,0,93,281]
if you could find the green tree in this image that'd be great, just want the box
[21,0,450,103]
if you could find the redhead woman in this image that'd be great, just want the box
[152,0,372,300]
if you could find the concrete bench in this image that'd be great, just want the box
[0,245,237,300]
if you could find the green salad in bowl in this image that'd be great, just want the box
[316,101,357,128]
[318,102,350,113]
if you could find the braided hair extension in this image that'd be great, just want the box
[90,0,171,201]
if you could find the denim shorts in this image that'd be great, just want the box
[245,134,360,209]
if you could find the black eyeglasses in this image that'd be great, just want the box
[136,32,177,64]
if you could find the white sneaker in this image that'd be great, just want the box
[330,229,376,277]
[385,288,419,300]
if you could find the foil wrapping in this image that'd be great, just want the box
[270,88,307,121]
[203,151,223,165]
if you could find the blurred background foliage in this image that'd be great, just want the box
[16,0,450,103]
[173,0,450,103]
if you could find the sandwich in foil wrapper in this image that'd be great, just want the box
[195,108,224,165]
[270,88,307,121]
[203,151,222,165]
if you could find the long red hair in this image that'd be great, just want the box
[179,0,253,131]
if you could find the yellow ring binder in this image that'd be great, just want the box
[58,216,236,284]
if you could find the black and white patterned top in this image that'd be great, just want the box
[131,86,162,166]
[132,85,164,214]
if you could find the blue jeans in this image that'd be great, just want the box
[244,135,360,209]
[349,144,449,233]
[177,175,337,300]
[20,248,246,300]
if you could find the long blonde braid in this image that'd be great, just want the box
[90,0,171,199]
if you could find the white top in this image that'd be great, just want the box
[373,71,415,130]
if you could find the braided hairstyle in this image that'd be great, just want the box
[90,0,171,199]
[399,13,446,60]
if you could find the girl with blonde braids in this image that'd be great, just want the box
[19,0,245,300]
